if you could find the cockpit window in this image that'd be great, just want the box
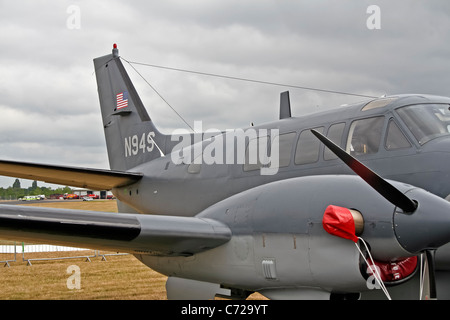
[396,104,450,145]
[385,119,411,150]
[346,116,384,156]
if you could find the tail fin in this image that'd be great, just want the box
[94,44,166,171]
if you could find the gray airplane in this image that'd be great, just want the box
[0,44,450,300]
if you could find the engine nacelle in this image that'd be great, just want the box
[195,175,418,295]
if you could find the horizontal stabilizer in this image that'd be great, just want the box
[0,160,143,190]
[0,204,231,256]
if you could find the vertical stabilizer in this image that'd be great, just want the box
[94,45,166,171]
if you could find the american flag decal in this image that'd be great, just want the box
[116,91,129,109]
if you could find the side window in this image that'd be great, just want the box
[385,119,411,150]
[274,132,297,168]
[295,127,324,165]
[346,117,384,156]
[324,123,346,160]
[244,135,268,171]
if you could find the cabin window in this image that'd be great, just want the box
[270,132,296,168]
[244,135,269,171]
[324,123,346,160]
[385,119,411,150]
[346,117,384,156]
[295,127,324,165]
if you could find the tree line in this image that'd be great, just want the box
[0,179,73,200]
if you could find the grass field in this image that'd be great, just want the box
[0,200,169,300]
[0,200,265,300]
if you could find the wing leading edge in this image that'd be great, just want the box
[0,160,143,190]
[0,204,231,256]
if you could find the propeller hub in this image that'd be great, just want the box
[394,188,450,254]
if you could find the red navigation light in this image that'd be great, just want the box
[113,43,118,49]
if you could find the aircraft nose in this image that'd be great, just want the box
[312,128,450,254]
[394,188,450,254]
[422,137,450,199]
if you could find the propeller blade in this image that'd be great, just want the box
[311,129,417,213]
[420,251,437,299]
[425,250,437,299]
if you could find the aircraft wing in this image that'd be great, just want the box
[0,204,231,256]
[0,160,142,190]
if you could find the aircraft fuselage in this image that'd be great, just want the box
[114,94,450,217]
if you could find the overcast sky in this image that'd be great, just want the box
[1,0,450,188]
